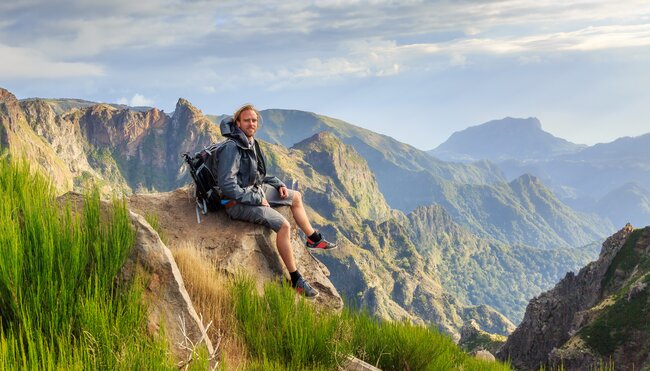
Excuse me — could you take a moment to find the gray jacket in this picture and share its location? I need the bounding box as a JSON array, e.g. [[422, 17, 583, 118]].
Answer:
[[216, 117, 285, 205]]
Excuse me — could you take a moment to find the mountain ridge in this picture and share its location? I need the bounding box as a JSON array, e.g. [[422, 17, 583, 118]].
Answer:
[[428, 115, 650, 228], [250, 109, 612, 249]]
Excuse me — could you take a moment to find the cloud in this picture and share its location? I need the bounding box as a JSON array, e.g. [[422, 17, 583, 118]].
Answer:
[[0, 43, 104, 78], [117, 93, 154, 107], [439, 23, 650, 54], [0, 0, 217, 59], [2, 0, 650, 91]]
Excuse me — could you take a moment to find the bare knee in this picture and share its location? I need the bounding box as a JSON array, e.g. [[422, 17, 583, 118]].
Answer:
[[293, 191, 302, 205], [279, 220, 291, 233]]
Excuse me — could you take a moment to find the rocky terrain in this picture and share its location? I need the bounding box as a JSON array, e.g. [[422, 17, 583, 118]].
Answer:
[[127, 188, 342, 311], [497, 224, 650, 370], [55, 190, 341, 366], [1, 88, 220, 194]]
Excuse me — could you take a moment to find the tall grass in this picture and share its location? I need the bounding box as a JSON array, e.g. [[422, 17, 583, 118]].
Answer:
[[0, 159, 174, 369], [172, 244, 249, 369], [344, 309, 508, 370], [174, 242, 512, 370], [231, 276, 348, 370], [228, 274, 512, 371]]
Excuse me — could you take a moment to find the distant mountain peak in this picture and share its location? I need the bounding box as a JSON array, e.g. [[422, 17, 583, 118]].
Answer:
[[484, 116, 541, 130], [174, 98, 202, 116], [89, 103, 119, 114], [294, 130, 338, 148], [430, 117, 584, 162], [512, 173, 541, 185]]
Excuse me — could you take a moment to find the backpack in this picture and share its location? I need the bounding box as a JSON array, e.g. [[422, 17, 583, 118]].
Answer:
[[182, 140, 229, 223]]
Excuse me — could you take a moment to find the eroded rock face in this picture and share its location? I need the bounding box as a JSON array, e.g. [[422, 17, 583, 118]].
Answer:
[[1, 89, 221, 195], [123, 211, 214, 362], [459, 319, 506, 355], [1, 89, 73, 191], [127, 188, 343, 311], [496, 224, 635, 370], [58, 192, 214, 364]]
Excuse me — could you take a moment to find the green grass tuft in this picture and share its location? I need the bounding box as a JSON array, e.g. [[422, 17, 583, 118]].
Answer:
[[231, 275, 346, 370], [230, 275, 511, 371], [144, 211, 167, 244], [601, 229, 643, 292], [0, 158, 174, 369]]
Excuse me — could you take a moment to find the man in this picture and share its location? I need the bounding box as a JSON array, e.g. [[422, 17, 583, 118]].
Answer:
[[216, 104, 336, 298]]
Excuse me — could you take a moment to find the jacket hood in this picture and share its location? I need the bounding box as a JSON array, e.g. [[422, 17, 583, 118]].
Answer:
[[220, 116, 250, 148]]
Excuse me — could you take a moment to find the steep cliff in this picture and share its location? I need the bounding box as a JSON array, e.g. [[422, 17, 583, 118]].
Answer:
[[2, 90, 221, 194], [0, 88, 73, 190], [498, 224, 650, 370]]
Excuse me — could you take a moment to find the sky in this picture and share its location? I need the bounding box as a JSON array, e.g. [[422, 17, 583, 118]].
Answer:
[[1, 0, 649, 150]]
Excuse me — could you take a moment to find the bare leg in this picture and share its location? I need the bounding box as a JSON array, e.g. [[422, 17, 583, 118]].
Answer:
[[276, 221, 297, 272], [290, 191, 315, 236]]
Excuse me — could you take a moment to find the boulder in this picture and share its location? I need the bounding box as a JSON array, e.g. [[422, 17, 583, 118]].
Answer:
[[342, 356, 382, 371], [127, 187, 343, 312], [472, 349, 496, 361]]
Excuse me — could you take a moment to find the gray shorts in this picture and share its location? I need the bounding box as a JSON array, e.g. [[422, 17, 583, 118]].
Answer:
[[225, 184, 295, 232]]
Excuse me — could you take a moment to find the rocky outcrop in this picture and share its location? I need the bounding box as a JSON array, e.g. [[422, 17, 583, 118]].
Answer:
[[293, 131, 392, 222], [343, 356, 382, 371], [497, 224, 636, 369], [458, 319, 506, 355], [58, 192, 214, 365], [2, 88, 223, 194], [1, 88, 73, 191], [127, 188, 343, 311], [123, 211, 214, 362]]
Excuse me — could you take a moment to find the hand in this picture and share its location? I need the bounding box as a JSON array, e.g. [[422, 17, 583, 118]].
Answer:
[[278, 186, 289, 199], [261, 198, 270, 207]]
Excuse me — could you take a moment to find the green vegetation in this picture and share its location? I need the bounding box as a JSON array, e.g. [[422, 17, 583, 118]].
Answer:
[[0, 159, 175, 369], [579, 287, 649, 355], [460, 330, 507, 354], [580, 228, 650, 356], [408, 205, 599, 322], [232, 277, 344, 370], [231, 276, 511, 370], [602, 229, 645, 292], [144, 211, 167, 244]]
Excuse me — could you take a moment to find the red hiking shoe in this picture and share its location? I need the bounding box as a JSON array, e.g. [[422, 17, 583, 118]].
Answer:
[[306, 237, 338, 250]]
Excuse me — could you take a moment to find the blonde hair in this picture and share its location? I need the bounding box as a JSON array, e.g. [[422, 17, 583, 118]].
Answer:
[[233, 104, 262, 125]]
